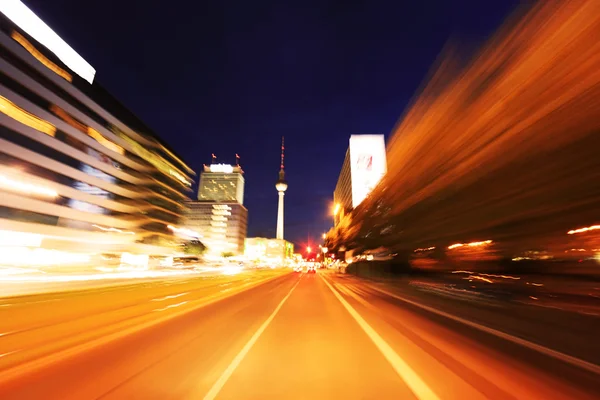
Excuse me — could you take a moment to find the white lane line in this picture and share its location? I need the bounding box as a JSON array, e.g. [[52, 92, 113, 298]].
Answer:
[[365, 283, 600, 376], [322, 276, 439, 400], [0, 350, 20, 358], [153, 301, 188, 312], [151, 292, 189, 302], [202, 278, 301, 400]]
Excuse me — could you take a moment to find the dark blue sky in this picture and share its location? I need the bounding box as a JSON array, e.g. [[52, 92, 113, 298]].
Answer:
[[25, 0, 519, 246]]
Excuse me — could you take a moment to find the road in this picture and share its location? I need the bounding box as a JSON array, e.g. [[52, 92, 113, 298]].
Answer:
[[0, 269, 598, 399]]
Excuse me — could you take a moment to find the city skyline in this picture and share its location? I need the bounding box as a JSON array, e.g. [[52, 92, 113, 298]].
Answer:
[[27, 0, 520, 244]]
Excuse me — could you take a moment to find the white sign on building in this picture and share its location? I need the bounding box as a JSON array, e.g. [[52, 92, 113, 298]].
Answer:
[[349, 134, 387, 208]]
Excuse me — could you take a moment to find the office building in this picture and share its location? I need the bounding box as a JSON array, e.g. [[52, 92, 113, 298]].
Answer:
[[198, 163, 245, 204], [244, 237, 294, 263], [185, 201, 248, 257], [0, 2, 194, 265], [185, 162, 247, 257], [333, 134, 387, 225]]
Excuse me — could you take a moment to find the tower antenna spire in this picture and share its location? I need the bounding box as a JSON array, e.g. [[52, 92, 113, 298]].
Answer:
[[280, 136, 285, 171]]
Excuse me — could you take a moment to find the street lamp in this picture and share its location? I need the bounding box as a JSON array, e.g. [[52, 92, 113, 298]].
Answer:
[[333, 203, 341, 216], [306, 246, 312, 253], [322, 233, 326, 240]]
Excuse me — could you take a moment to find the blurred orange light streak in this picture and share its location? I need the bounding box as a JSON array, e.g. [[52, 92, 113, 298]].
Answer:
[[0, 95, 56, 136], [11, 31, 72, 82], [567, 225, 600, 235], [448, 240, 492, 250]]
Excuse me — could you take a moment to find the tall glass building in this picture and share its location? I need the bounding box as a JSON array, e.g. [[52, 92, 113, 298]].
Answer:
[[0, 2, 194, 264]]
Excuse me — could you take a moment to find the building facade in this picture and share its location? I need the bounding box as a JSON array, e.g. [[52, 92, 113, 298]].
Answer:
[[333, 135, 387, 226], [244, 237, 294, 263], [0, 3, 194, 265], [185, 163, 248, 257], [198, 164, 245, 204], [185, 201, 248, 257]]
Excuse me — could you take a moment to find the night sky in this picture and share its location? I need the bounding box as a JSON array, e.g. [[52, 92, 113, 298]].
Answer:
[[24, 0, 519, 246]]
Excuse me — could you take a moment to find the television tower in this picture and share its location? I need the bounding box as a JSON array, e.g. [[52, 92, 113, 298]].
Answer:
[[275, 137, 287, 240]]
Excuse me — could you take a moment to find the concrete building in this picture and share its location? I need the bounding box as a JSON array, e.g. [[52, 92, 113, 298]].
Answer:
[[185, 162, 248, 257], [0, 2, 194, 267], [333, 135, 387, 226], [244, 237, 294, 263], [185, 201, 248, 257]]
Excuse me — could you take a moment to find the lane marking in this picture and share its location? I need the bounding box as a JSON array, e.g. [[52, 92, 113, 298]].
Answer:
[[153, 301, 188, 312], [365, 283, 600, 375], [203, 277, 301, 400], [151, 292, 189, 302], [0, 350, 20, 358], [321, 275, 439, 400]]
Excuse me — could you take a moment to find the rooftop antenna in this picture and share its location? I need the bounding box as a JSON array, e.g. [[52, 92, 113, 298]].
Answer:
[[236, 153, 240, 166], [211, 153, 216, 164], [280, 136, 285, 171]]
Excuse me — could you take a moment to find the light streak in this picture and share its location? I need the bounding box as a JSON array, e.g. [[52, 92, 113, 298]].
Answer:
[[92, 225, 135, 235], [87, 127, 125, 155], [0, 173, 58, 198], [0, 247, 90, 266], [0, 230, 43, 247], [0, 0, 96, 83], [167, 225, 201, 239], [0, 95, 56, 136], [567, 225, 600, 235], [448, 240, 492, 250], [11, 31, 72, 81], [414, 246, 436, 252]]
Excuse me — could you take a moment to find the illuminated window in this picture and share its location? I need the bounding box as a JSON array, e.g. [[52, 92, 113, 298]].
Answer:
[[11, 31, 72, 82], [0, 95, 55, 136], [87, 127, 125, 155]]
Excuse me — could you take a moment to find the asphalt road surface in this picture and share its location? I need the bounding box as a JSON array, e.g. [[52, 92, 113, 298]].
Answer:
[[0, 269, 598, 399]]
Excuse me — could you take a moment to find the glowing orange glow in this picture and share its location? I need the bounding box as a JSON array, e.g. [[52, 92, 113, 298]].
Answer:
[[333, 203, 341, 215], [49, 104, 86, 132], [467, 275, 493, 284], [87, 127, 125, 155], [414, 246, 436, 252], [306, 246, 312, 253], [11, 31, 72, 82], [0, 95, 56, 136], [448, 240, 492, 250], [567, 225, 600, 235], [0, 172, 58, 198]]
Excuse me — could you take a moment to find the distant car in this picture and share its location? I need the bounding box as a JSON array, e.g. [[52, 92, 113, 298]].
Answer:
[[306, 266, 316, 273], [293, 266, 302, 272]]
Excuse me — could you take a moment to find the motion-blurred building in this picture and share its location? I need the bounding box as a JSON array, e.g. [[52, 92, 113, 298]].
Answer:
[[185, 162, 248, 257], [185, 201, 248, 257], [244, 237, 294, 263], [0, 2, 195, 266], [333, 134, 387, 225]]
